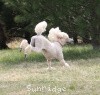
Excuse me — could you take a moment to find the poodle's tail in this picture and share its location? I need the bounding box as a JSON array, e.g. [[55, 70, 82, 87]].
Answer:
[[35, 21, 47, 35], [48, 27, 69, 45]]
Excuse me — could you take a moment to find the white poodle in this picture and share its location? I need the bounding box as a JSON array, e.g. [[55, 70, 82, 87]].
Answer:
[[30, 21, 70, 69]]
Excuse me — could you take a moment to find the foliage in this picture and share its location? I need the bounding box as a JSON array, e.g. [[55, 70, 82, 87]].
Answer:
[[0, 0, 100, 48]]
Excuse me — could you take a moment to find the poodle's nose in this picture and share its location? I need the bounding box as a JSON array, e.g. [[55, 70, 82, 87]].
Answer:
[[67, 38, 74, 44]]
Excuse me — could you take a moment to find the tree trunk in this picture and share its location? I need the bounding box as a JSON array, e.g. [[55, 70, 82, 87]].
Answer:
[[73, 33, 78, 44], [92, 27, 100, 49], [0, 23, 8, 49], [24, 31, 31, 44], [90, 1, 100, 49], [83, 34, 91, 44]]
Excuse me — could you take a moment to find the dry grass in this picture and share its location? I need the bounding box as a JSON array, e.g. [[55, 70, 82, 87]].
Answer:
[[0, 58, 100, 95]]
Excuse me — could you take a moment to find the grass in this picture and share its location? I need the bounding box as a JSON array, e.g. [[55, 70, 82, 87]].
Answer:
[[0, 44, 100, 95]]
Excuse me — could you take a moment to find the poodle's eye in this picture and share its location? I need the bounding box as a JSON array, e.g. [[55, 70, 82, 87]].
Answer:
[[58, 37, 62, 39]]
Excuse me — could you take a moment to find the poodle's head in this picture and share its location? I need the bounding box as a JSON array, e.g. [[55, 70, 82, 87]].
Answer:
[[57, 32, 69, 45], [48, 27, 69, 45], [48, 27, 61, 42], [35, 21, 47, 35]]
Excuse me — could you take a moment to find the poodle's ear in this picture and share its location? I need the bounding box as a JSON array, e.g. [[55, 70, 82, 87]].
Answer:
[[58, 32, 69, 45], [35, 21, 47, 35], [53, 32, 69, 45]]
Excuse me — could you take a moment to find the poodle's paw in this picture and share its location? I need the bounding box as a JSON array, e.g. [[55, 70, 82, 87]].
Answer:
[[47, 67, 55, 70], [64, 63, 70, 68]]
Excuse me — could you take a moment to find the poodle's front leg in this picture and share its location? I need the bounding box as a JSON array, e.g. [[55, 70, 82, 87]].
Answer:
[[47, 60, 56, 70], [60, 59, 70, 68], [47, 60, 52, 69]]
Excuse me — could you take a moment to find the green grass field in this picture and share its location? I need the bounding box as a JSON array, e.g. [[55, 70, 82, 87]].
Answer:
[[0, 45, 100, 95]]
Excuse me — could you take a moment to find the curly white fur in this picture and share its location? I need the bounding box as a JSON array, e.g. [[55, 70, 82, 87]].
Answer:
[[48, 27, 69, 45], [20, 39, 33, 58], [30, 21, 70, 69], [20, 39, 29, 52], [24, 45, 33, 55], [35, 21, 47, 35]]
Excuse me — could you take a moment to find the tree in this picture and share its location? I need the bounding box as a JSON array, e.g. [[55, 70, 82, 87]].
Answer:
[[0, 0, 8, 49], [89, 0, 100, 49], [0, 22, 8, 49], [2, 0, 100, 49]]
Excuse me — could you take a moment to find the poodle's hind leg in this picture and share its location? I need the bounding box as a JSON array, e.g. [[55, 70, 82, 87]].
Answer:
[[46, 60, 55, 70], [47, 60, 52, 70], [60, 59, 70, 68]]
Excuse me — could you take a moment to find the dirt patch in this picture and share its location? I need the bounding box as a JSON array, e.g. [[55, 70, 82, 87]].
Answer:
[[7, 37, 24, 49]]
